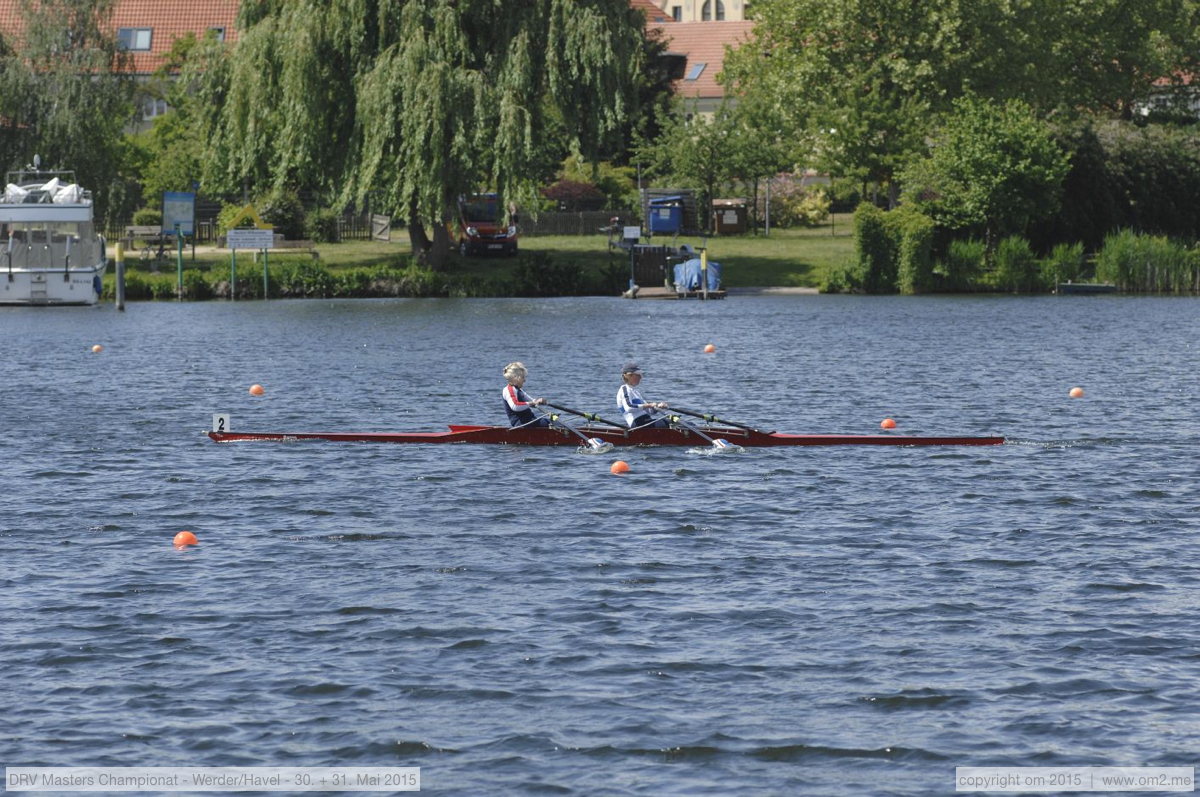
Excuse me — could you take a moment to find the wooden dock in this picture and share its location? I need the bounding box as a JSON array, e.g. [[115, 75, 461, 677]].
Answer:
[[622, 285, 727, 300]]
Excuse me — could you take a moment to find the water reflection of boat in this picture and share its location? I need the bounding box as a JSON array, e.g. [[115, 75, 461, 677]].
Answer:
[[1, 158, 107, 305], [1056, 281, 1117, 295]]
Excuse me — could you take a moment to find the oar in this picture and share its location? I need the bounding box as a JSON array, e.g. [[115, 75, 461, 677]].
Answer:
[[536, 409, 614, 453], [666, 413, 735, 450], [664, 405, 773, 434], [543, 401, 626, 430]]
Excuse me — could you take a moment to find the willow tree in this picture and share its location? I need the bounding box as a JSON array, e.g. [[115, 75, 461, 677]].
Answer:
[[0, 0, 133, 221], [200, 0, 643, 267]]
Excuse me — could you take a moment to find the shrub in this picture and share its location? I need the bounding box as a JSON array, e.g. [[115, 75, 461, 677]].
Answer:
[[939, 238, 986, 291], [541, 179, 607, 212], [762, 176, 831, 228], [132, 207, 162, 226], [305, 208, 341, 243], [271, 259, 336, 298], [1095, 229, 1199, 292], [893, 208, 935, 294], [216, 203, 246, 236], [181, 269, 214, 300], [512, 252, 585, 296], [994, 235, 1040, 292], [1040, 242, 1086, 286], [820, 264, 858, 294], [851, 202, 895, 293], [256, 188, 306, 240]]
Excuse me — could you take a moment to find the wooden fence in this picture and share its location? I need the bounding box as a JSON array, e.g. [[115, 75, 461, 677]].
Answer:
[[520, 210, 639, 237]]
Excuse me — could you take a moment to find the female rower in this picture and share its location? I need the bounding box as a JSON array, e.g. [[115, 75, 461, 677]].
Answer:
[[616, 362, 669, 429], [502, 361, 548, 427]]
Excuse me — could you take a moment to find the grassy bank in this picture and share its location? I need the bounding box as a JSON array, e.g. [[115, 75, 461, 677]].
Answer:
[[107, 214, 854, 296]]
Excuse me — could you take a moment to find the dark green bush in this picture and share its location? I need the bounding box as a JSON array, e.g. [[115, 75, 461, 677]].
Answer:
[[305, 208, 341, 243], [995, 236, 1040, 292], [938, 239, 986, 291], [851, 202, 895, 293], [1040, 242, 1086, 286], [893, 208, 935, 294], [1095, 230, 1199, 292], [512, 252, 586, 296], [132, 207, 162, 226], [256, 188, 306, 240], [181, 269, 214, 300]]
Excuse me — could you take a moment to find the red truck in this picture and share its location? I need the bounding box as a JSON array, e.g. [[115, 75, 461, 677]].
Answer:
[[457, 193, 518, 256]]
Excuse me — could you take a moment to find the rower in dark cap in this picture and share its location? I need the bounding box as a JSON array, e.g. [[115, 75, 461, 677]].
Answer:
[[616, 362, 669, 429]]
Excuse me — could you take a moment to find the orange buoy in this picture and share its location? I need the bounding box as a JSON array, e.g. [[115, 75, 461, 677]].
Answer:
[[1069, 387, 1084, 398], [610, 460, 630, 474], [703, 343, 716, 353], [248, 384, 265, 396], [880, 418, 897, 429], [91, 344, 103, 353], [173, 531, 198, 547]]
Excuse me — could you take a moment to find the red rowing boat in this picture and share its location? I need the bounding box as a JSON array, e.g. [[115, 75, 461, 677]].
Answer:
[[207, 424, 1004, 447]]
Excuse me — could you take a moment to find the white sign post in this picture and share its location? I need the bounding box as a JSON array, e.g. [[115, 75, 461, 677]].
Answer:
[[225, 228, 275, 300], [225, 229, 275, 250]]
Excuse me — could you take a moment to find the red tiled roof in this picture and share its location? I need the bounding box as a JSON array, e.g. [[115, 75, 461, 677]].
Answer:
[[654, 21, 755, 100], [0, 0, 239, 74], [630, 0, 674, 25]]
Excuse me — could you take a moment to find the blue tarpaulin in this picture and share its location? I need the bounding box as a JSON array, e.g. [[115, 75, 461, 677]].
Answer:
[[673, 258, 720, 292]]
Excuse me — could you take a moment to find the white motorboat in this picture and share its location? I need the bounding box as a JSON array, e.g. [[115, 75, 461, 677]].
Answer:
[[1, 158, 107, 305]]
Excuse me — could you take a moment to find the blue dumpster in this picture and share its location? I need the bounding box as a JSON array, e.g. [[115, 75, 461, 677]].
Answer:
[[648, 196, 684, 234]]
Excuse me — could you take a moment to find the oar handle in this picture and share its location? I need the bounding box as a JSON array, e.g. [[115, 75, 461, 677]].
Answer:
[[537, 409, 611, 451], [666, 413, 716, 444], [544, 402, 626, 429], [665, 405, 771, 434]]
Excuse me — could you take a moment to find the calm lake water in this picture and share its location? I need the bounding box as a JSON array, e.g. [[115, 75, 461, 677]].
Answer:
[[2, 295, 1198, 795]]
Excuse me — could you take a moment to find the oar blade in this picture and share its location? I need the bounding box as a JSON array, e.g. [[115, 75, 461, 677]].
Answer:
[[577, 437, 614, 455], [687, 438, 745, 456]]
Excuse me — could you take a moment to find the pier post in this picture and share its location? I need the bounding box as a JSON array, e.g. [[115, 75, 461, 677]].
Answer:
[[115, 242, 126, 312], [175, 223, 183, 300]]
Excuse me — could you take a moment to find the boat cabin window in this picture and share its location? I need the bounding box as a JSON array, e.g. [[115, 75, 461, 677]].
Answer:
[[6, 222, 82, 244]]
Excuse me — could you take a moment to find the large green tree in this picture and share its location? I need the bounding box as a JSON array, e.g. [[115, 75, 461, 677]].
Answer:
[[725, 0, 1200, 203], [197, 0, 643, 267], [900, 97, 1070, 255], [0, 0, 134, 222]]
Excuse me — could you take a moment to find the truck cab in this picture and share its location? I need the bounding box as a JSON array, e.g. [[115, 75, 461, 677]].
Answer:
[[458, 193, 518, 256]]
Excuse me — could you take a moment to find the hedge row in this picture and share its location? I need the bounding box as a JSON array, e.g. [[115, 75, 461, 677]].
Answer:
[[830, 205, 1199, 294], [102, 253, 620, 301]]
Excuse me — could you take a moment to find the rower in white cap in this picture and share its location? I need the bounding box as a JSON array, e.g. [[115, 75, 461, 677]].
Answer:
[[616, 362, 669, 430]]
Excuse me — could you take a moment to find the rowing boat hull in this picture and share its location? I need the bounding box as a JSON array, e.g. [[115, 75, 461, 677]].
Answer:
[[207, 424, 1004, 447]]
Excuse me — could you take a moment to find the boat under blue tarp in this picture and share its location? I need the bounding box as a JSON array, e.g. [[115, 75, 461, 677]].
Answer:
[[673, 258, 721, 292]]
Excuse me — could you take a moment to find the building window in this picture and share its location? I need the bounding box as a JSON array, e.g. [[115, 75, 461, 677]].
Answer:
[[208, 27, 226, 42], [684, 62, 706, 81], [117, 28, 152, 51], [671, 5, 681, 20], [702, 1, 726, 20], [142, 98, 169, 120]]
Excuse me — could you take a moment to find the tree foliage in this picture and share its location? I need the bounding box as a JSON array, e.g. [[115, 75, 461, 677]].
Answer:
[[0, 0, 134, 221], [725, 0, 1200, 201], [900, 98, 1070, 253], [196, 0, 643, 267]]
